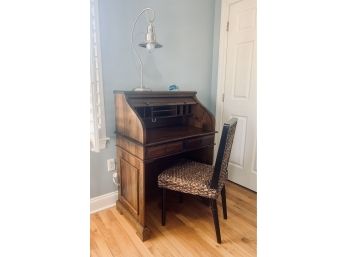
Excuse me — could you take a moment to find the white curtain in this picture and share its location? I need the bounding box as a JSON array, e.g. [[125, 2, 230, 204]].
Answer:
[[90, 0, 108, 152]]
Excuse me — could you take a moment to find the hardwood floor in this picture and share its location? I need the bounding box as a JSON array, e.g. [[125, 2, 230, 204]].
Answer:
[[90, 182, 256, 257]]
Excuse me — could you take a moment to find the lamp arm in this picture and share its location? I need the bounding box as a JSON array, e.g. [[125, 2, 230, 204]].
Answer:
[[131, 8, 155, 89]]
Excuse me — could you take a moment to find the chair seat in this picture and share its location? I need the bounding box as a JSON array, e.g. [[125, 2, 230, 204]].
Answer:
[[158, 159, 224, 199]]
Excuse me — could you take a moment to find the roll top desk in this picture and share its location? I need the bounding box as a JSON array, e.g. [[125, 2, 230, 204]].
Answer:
[[114, 91, 215, 240]]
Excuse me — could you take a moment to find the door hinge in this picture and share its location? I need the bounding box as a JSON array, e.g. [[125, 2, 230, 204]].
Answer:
[[222, 93, 225, 102], [226, 21, 229, 32]]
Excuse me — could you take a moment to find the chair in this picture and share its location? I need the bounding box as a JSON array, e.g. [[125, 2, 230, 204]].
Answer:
[[157, 118, 237, 243]]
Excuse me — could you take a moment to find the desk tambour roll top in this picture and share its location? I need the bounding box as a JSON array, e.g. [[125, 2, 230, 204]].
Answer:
[[114, 91, 215, 159], [114, 91, 215, 240]]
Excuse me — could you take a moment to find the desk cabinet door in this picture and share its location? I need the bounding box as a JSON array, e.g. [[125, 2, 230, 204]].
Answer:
[[120, 158, 139, 215], [117, 147, 145, 224]]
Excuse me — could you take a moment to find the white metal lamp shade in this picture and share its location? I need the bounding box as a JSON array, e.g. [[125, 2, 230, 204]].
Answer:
[[138, 23, 162, 52]]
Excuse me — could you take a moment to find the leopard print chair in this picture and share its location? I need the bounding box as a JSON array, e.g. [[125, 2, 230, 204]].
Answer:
[[158, 118, 237, 244]]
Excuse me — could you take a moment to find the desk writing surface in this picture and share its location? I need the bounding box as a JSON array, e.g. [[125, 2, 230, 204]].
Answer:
[[145, 126, 215, 146]]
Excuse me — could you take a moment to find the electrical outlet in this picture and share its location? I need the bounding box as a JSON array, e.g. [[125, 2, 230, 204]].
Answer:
[[107, 158, 115, 172]]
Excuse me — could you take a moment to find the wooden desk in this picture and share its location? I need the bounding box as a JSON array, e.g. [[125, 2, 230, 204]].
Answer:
[[114, 91, 215, 241]]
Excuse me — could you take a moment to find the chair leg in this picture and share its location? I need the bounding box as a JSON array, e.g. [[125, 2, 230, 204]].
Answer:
[[221, 185, 227, 219], [162, 188, 166, 226], [210, 199, 222, 244], [179, 192, 183, 203]]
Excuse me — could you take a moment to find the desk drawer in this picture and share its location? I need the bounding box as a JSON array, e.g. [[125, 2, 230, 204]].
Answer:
[[184, 135, 214, 150], [146, 141, 183, 159]]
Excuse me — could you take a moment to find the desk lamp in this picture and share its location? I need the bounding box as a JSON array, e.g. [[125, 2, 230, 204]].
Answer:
[[131, 8, 162, 91]]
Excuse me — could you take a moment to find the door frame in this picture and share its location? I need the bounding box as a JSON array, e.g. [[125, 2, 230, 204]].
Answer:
[[214, 0, 240, 159], [214, 0, 257, 190]]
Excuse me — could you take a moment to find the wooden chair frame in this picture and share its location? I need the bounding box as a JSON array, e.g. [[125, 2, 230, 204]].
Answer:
[[161, 118, 238, 243]]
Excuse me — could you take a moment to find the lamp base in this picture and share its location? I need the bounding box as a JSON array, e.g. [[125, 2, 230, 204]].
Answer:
[[133, 87, 152, 91]]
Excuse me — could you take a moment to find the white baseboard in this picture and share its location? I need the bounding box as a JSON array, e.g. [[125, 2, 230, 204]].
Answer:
[[90, 191, 118, 214]]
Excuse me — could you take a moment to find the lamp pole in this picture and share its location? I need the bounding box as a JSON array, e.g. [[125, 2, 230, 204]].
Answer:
[[131, 8, 156, 91]]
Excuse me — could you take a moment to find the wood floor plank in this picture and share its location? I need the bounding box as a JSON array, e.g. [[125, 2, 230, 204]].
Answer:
[[90, 182, 256, 257], [148, 209, 222, 257], [97, 211, 143, 257], [90, 216, 114, 257], [109, 208, 154, 257], [185, 194, 256, 252], [92, 216, 124, 257], [145, 217, 184, 257]]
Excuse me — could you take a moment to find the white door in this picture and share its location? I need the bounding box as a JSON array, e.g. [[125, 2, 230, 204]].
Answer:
[[216, 0, 257, 191]]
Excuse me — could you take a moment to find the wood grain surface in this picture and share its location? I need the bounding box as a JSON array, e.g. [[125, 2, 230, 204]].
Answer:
[[91, 181, 256, 257]]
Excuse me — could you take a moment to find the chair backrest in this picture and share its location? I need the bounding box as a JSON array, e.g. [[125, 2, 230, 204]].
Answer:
[[210, 118, 238, 190]]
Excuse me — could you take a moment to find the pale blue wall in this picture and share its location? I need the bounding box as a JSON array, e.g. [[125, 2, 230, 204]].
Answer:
[[91, 0, 221, 198]]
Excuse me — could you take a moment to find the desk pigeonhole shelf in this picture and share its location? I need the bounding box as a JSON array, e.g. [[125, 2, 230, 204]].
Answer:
[[134, 98, 195, 121]]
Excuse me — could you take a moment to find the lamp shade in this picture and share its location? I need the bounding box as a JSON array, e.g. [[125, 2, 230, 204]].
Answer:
[[138, 23, 162, 52]]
